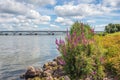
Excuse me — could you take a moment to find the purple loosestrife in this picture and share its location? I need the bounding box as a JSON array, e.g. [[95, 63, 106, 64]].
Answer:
[[67, 31, 71, 43], [73, 33, 81, 47], [58, 58, 66, 66], [92, 71, 96, 75], [59, 38, 65, 45], [90, 28, 95, 34], [55, 38, 59, 46], [56, 38, 66, 56], [71, 31, 78, 47], [57, 47, 60, 51], [56, 38, 65, 46], [81, 30, 88, 46], [100, 57, 104, 64]]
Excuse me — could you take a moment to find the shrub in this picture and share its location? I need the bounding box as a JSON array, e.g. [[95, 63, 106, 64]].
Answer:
[[96, 32, 120, 78], [56, 22, 105, 80]]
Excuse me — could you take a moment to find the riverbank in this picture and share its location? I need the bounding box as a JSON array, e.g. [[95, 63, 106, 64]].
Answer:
[[20, 56, 114, 80], [20, 56, 70, 80]]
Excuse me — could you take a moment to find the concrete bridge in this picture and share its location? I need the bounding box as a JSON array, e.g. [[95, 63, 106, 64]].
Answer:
[[0, 31, 67, 35], [0, 31, 104, 35]]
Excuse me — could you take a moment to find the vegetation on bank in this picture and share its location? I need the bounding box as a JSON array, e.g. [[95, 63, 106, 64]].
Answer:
[[95, 32, 120, 79], [56, 22, 120, 80], [56, 22, 105, 80], [21, 22, 120, 80]]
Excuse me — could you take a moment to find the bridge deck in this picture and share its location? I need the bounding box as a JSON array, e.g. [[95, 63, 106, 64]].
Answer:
[[0, 31, 103, 35]]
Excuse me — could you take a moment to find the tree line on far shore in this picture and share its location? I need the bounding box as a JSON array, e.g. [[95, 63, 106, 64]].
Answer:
[[105, 23, 120, 33]]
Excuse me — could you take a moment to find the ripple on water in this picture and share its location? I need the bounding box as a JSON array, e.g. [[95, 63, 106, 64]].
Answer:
[[0, 35, 65, 80]]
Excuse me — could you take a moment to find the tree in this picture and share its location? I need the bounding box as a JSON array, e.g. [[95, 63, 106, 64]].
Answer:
[[105, 23, 120, 33]]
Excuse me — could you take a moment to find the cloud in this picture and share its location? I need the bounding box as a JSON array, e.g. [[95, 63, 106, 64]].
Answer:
[[0, 0, 51, 30], [87, 20, 96, 23], [54, 4, 103, 17], [16, 0, 56, 6], [54, 2, 117, 18], [94, 24, 106, 31], [55, 17, 73, 26], [0, 0, 29, 15], [0, 0, 120, 31], [50, 24, 60, 29], [102, 0, 120, 7], [0, 24, 14, 30], [0, 0, 51, 19], [72, 16, 85, 19]]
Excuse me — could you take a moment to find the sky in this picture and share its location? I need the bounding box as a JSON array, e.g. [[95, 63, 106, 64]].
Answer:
[[0, 0, 120, 31]]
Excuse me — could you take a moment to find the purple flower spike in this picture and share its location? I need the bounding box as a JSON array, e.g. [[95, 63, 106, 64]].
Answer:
[[67, 28, 69, 37], [59, 38, 65, 45], [55, 39, 59, 46], [58, 59, 66, 65], [91, 28, 95, 34], [57, 47, 60, 51], [67, 32, 71, 42]]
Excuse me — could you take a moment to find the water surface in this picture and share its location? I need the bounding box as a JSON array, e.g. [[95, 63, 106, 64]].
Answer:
[[0, 35, 65, 80]]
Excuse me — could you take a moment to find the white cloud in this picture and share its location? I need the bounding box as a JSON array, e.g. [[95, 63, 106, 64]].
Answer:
[[54, 3, 116, 17], [94, 24, 107, 31], [55, 17, 73, 26], [27, 10, 41, 19], [102, 0, 120, 7], [0, 0, 52, 30], [40, 16, 51, 22], [38, 8, 55, 15], [50, 24, 59, 28], [0, 15, 19, 23], [72, 16, 85, 19], [17, 0, 56, 6], [55, 17, 64, 23], [0, 0, 120, 31], [87, 20, 96, 23], [0, 0, 29, 15]]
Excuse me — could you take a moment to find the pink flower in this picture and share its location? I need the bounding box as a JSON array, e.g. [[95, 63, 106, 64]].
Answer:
[[58, 59, 66, 65], [55, 39, 59, 46], [100, 57, 104, 64], [59, 39, 65, 45], [90, 28, 95, 34], [92, 71, 96, 75], [57, 47, 60, 51]]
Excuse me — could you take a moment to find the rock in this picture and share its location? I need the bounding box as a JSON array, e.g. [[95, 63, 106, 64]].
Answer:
[[85, 78, 91, 80], [21, 66, 42, 80], [63, 76, 70, 80], [43, 66, 53, 71], [53, 77, 58, 80], [53, 58, 57, 62], [44, 76, 53, 80], [20, 56, 66, 80], [50, 61, 57, 67], [43, 63, 49, 68], [24, 66, 36, 79], [20, 74, 25, 79], [43, 70, 52, 77]]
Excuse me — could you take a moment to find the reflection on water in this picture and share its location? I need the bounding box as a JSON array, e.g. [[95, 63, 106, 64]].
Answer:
[[0, 35, 65, 80]]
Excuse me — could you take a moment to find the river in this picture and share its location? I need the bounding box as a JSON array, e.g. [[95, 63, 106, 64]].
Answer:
[[0, 35, 65, 80]]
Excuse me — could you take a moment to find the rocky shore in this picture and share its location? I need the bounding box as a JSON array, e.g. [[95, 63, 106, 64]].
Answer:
[[20, 56, 70, 80], [20, 56, 114, 80]]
